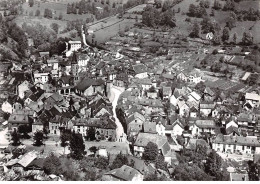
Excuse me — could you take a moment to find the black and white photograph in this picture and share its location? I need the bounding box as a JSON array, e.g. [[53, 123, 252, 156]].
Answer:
[[0, 0, 259, 181]]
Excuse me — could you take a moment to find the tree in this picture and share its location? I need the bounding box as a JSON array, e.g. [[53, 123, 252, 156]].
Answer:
[[190, 21, 200, 38], [35, 9, 40, 16], [142, 142, 158, 160], [222, 27, 230, 42], [144, 171, 166, 181], [69, 132, 85, 160], [173, 163, 212, 181], [12, 148, 25, 159], [44, 8, 52, 19], [86, 127, 96, 141], [205, 150, 227, 180], [33, 131, 44, 146], [110, 153, 129, 169], [43, 153, 62, 175], [233, 32, 237, 44], [95, 156, 109, 169], [176, 135, 185, 146], [18, 125, 30, 139], [155, 154, 168, 171], [29, 0, 34, 7], [213, 0, 222, 10], [89, 146, 98, 155], [248, 160, 259, 181], [59, 12, 63, 20], [51, 23, 59, 34], [11, 129, 21, 146], [242, 31, 253, 45], [213, 33, 221, 45], [60, 129, 72, 154]]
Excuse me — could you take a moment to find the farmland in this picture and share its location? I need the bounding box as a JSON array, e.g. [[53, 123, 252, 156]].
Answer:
[[21, 1, 93, 21]]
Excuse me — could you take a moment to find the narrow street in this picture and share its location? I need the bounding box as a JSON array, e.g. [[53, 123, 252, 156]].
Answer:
[[109, 85, 126, 142]]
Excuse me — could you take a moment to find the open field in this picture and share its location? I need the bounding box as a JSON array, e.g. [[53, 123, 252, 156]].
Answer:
[[87, 18, 136, 44], [15, 15, 68, 32], [235, 0, 260, 10], [22, 1, 92, 21]]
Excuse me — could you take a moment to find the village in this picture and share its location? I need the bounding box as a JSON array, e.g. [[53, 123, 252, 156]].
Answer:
[[0, 0, 260, 182]]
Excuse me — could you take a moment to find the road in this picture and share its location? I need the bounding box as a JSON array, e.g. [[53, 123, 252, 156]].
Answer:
[[109, 85, 126, 142]]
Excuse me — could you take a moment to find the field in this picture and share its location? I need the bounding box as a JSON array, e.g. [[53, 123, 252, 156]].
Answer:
[[235, 0, 260, 10], [87, 18, 136, 44], [22, 1, 92, 21], [15, 15, 68, 32]]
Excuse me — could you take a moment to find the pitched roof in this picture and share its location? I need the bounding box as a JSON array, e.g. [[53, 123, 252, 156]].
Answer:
[[16, 151, 38, 168], [245, 93, 260, 101], [134, 133, 168, 149], [75, 78, 105, 91], [213, 134, 260, 147], [104, 165, 142, 181], [143, 121, 156, 133], [8, 114, 29, 124], [195, 120, 216, 128], [132, 64, 147, 74], [200, 102, 215, 109]]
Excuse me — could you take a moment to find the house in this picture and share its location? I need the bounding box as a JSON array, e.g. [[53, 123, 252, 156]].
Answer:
[[200, 102, 215, 117], [132, 64, 148, 79], [8, 114, 29, 131], [144, 121, 156, 134], [72, 116, 117, 141], [46, 58, 59, 70], [245, 93, 260, 108], [177, 101, 190, 117], [93, 104, 113, 118], [190, 106, 198, 118], [191, 120, 216, 136], [162, 87, 172, 100], [77, 54, 90, 67], [7, 151, 38, 169], [114, 73, 128, 88], [212, 134, 260, 154], [32, 120, 44, 133], [132, 78, 152, 92], [188, 91, 201, 104], [68, 41, 81, 52], [133, 132, 170, 158], [147, 90, 158, 99], [165, 119, 184, 136], [126, 113, 145, 135], [170, 89, 182, 106], [26, 158, 45, 170], [33, 72, 49, 85], [204, 87, 215, 102], [237, 113, 255, 131], [102, 165, 143, 181], [75, 77, 105, 97], [230, 173, 248, 181], [177, 71, 188, 82], [156, 122, 165, 135]]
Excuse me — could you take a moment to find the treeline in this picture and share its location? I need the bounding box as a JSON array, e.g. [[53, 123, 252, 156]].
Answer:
[[212, 0, 260, 21], [0, 16, 28, 59], [67, 0, 147, 20]]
